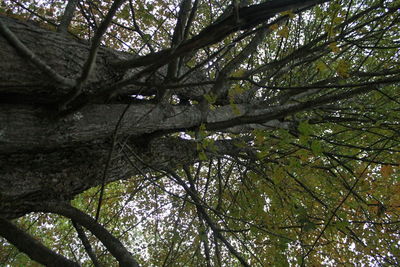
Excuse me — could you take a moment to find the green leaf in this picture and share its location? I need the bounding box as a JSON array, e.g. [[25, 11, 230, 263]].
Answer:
[[298, 121, 312, 136], [204, 93, 217, 104], [231, 69, 246, 78], [311, 140, 322, 155], [277, 25, 290, 38], [303, 221, 317, 232]]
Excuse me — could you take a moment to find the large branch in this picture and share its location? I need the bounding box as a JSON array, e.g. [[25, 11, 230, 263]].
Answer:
[[0, 135, 256, 219], [0, 14, 208, 104], [0, 218, 79, 267], [33, 202, 140, 267], [0, 14, 128, 103], [0, 83, 373, 154], [111, 0, 329, 70], [0, 18, 75, 87]]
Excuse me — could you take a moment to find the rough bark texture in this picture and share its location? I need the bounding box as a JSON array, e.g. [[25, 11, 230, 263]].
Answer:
[[0, 15, 202, 218], [0, 15, 125, 103], [0, 132, 200, 218]]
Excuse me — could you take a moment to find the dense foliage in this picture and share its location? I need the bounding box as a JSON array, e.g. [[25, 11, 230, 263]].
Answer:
[[1, 0, 400, 266]]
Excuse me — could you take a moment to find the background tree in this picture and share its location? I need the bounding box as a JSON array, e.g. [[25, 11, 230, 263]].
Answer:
[[1, 0, 400, 266]]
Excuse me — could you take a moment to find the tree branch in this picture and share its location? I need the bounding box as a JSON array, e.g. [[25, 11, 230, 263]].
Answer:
[[0, 217, 79, 267], [110, 0, 329, 70], [72, 220, 102, 267], [59, 0, 126, 110], [34, 202, 140, 267], [166, 0, 192, 81], [58, 0, 79, 33], [0, 19, 75, 87], [128, 0, 154, 53], [168, 169, 250, 267]]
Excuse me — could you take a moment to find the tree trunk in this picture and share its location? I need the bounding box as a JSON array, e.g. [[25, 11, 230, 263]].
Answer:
[[0, 15, 202, 218]]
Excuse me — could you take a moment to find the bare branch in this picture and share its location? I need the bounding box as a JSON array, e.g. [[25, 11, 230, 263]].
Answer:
[[79, 0, 125, 84], [167, 0, 193, 80], [168, 169, 251, 267], [128, 0, 154, 53]]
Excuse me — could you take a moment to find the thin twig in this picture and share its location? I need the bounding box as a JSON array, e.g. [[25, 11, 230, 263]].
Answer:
[[168, 169, 251, 267], [301, 138, 391, 264], [95, 104, 131, 222]]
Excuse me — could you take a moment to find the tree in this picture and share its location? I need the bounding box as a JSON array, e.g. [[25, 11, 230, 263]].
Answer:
[[1, 0, 399, 265]]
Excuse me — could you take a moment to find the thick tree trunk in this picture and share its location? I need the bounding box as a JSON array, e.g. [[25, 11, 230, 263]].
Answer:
[[0, 15, 202, 218]]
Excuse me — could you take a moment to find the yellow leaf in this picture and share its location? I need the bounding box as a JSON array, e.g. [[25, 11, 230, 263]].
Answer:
[[230, 102, 242, 115], [255, 134, 265, 145], [229, 84, 245, 97], [231, 69, 246, 78], [355, 163, 369, 178], [333, 16, 344, 24], [315, 61, 328, 72], [280, 10, 295, 19], [204, 93, 216, 104], [269, 24, 279, 30], [336, 59, 350, 78], [381, 164, 394, 177], [388, 183, 400, 213], [277, 25, 289, 38], [328, 42, 340, 53]]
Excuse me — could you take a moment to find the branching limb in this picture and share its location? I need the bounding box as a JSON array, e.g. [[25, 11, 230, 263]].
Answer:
[[111, 0, 329, 70], [128, 0, 154, 53], [209, 21, 274, 102], [167, 169, 251, 267], [72, 220, 102, 267], [183, 166, 212, 267], [34, 202, 140, 267], [58, 0, 79, 33], [167, 0, 192, 80], [0, 217, 79, 267], [59, 0, 126, 110], [206, 85, 377, 130], [0, 19, 75, 87]]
